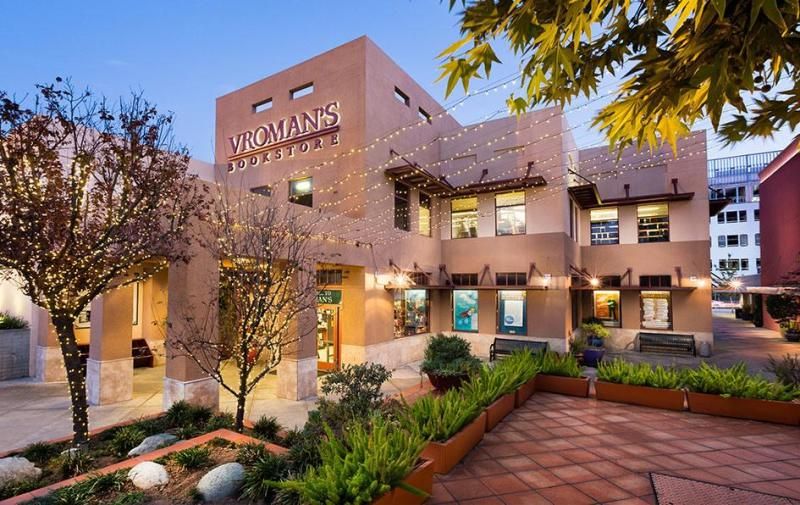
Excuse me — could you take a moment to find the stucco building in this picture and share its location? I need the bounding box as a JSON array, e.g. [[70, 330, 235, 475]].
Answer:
[[3, 37, 713, 408]]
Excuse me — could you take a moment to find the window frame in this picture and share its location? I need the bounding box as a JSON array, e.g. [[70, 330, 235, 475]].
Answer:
[[637, 203, 670, 243], [593, 290, 621, 327], [288, 177, 313, 207], [497, 290, 527, 335], [590, 207, 620, 245], [393, 288, 429, 337], [452, 289, 479, 332], [419, 191, 432, 237], [640, 290, 672, 330], [289, 82, 314, 100], [394, 181, 411, 231], [450, 197, 479, 239], [494, 191, 526, 236]]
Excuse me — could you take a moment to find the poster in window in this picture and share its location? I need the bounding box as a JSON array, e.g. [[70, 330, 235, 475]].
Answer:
[[593, 290, 620, 326], [641, 291, 671, 329], [453, 290, 478, 331], [498, 290, 527, 335]]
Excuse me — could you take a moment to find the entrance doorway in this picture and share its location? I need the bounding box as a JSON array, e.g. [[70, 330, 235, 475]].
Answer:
[[317, 305, 340, 371]]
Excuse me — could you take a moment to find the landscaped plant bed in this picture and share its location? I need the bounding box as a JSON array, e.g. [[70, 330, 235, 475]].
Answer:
[[0, 429, 286, 505], [535, 374, 590, 397], [485, 393, 515, 432], [372, 459, 434, 505], [595, 381, 686, 411], [514, 375, 537, 407], [420, 411, 487, 474], [686, 392, 800, 426]]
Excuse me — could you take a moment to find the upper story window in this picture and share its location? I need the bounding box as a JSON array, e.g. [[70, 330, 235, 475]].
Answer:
[[495, 191, 526, 236], [754, 209, 760, 221], [638, 203, 669, 243], [250, 185, 272, 197], [569, 200, 579, 241], [394, 182, 410, 231], [590, 208, 619, 245], [289, 177, 313, 207], [755, 233, 761, 246], [290, 82, 314, 100], [316, 269, 343, 286], [419, 192, 432, 237], [394, 87, 410, 107], [719, 234, 748, 247], [451, 197, 478, 239], [451, 273, 479, 286], [639, 275, 672, 288], [717, 210, 747, 223], [252, 98, 273, 113], [418, 107, 432, 124], [496, 272, 527, 286]]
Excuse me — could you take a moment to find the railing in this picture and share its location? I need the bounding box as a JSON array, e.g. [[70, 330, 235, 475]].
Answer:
[[708, 151, 781, 184]]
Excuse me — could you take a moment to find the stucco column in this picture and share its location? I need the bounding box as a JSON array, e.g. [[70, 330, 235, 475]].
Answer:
[[32, 307, 65, 382], [86, 286, 135, 405], [277, 265, 318, 401], [163, 245, 220, 411]]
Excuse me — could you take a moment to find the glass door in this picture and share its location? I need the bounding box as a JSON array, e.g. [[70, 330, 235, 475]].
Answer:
[[317, 305, 340, 371]]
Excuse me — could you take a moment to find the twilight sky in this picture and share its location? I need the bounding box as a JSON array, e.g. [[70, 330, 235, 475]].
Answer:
[[2, 0, 794, 162]]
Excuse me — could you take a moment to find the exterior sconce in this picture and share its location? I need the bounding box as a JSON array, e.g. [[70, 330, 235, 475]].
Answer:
[[589, 277, 600, 287]]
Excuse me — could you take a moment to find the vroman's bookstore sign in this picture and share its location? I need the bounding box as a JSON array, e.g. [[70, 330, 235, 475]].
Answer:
[[227, 101, 341, 171]]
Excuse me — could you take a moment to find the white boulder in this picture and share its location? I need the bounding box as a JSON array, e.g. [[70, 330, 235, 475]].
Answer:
[[0, 457, 41, 489], [128, 461, 169, 490], [127, 433, 178, 457], [196, 462, 245, 501]]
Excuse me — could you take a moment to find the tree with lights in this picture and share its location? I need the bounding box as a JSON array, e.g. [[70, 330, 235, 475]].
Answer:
[[167, 187, 323, 432], [441, 0, 800, 150], [0, 80, 208, 446]]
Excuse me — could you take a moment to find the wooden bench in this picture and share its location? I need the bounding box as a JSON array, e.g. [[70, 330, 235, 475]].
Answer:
[[637, 332, 696, 357], [489, 338, 549, 361], [76, 340, 154, 368]]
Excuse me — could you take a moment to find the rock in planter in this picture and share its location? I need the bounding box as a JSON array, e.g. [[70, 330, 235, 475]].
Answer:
[[196, 462, 245, 501], [0, 457, 41, 489], [128, 461, 169, 490], [128, 433, 178, 457]]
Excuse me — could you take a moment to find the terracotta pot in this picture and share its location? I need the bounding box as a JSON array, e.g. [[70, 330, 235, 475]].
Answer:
[[595, 381, 685, 411], [515, 376, 537, 407], [421, 411, 487, 474], [687, 391, 800, 426], [371, 459, 434, 505], [485, 393, 515, 432], [535, 374, 590, 397], [426, 372, 469, 391]]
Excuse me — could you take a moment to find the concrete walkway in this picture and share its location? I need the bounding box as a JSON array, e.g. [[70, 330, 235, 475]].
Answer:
[[0, 361, 426, 453]]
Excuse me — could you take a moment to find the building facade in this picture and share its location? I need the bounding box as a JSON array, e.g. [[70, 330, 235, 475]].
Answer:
[[4, 37, 714, 408]]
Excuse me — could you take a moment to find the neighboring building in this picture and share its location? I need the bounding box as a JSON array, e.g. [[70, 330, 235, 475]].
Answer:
[[708, 151, 779, 295], [4, 37, 714, 409], [758, 139, 800, 331]]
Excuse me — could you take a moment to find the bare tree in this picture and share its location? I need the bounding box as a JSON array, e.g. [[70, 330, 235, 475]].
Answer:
[[167, 186, 324, 432], [0, 80, 207, 445]]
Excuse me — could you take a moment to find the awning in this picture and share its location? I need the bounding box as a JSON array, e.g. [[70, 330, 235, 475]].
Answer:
[[570, 286, 696, 292], [385, 164, 546, 197]]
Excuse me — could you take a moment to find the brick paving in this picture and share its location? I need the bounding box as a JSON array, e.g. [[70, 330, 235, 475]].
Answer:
[[432, 393, 800, 504]]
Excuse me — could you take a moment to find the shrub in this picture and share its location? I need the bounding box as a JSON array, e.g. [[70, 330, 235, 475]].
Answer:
[[402, 388, 482, 442], [581, 322, 610, 346], [494, 349, 539, 389], [205, 412, 235, 431], [597, 358, 685, 389], [252, 415, 283, 442], [21, 441, 60, 465], [57, 449, 94, 478], [766, 354, 800, 387], [110, 425, 146, 456], [0, 311, 27, 329], [130, 416, 168, 436], [279, 415, 426, 504], [685, 362, 800, 401], [208, 437, 236, 449], [461, 364, 517, 408], [175, 424, 201, 440], [0, 479, 40, 501], [37, 470, 125, 504], [536, 351, 583, 378], [420, 333, 481, 377], [172, 446, 212, 470], [766, 294, 800, 327], [320, 363, 392, 416], [241, 451, 289, 502], [237, 442, 271, 465], [165, 401, 212, 429]]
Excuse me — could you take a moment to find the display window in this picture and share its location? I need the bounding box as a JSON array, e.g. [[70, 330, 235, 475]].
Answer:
[[393, 289, 429, 336], [641, 290, 672, 329], [498, 290, 527, 335], [453, 289, 478, 332], [593, 290, 620, 327]]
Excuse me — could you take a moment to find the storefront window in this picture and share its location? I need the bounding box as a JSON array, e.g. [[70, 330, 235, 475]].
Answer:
[[393, 289, 429, 337], [495, 191, 525, 235], [289, 177, 313, 207], [498, 290, 527, 335], [637, 203, 669, 243], [419, 192, 431, 237], [453, 289, 478, 332], [451, 197, 478, 238], [590, 208, 619, 245], [641, 291, 671, 329], [593, 290, 620, 327]]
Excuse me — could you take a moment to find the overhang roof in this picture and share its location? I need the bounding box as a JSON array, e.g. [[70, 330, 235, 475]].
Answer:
[[385, 164, 546, 198], [570, 285, 696, 291], [568, 182, 694, 210]]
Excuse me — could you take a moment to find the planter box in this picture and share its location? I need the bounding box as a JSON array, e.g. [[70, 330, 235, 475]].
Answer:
[[0, 329, 30, 380], [515, 376, 537, 407], [687, 392, 800, 426], [421, 411, 487, 474], [372, 459, 434, 505], [485, 393, 515, 432], [595, 381, 685, 411], [535, 374, 590, 397]]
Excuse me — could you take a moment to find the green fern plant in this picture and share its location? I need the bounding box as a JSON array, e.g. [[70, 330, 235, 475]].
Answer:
[[597, 358, 685, 389], [171, 446, 211, 470], [401, 388, 482, 442], [685, 362, 800, 401], [110, 425, 146, 456], [495, 349, 540, 388], [461, 364, 516, 408], [536, 351, 583, 378]]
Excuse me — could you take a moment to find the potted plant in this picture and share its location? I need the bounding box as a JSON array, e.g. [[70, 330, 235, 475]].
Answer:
[[595, 358, 686, 410], [685, 362, 800, 425], [766, 294, 800, 342], [420, 333, 481, 390], [534, 351, 590, 397], [499, 349, 540, 407], [580, 322, 609, 367], [461, 365, 516, 432], [403, 388, 485, 474], [0, 311, 30, 380]]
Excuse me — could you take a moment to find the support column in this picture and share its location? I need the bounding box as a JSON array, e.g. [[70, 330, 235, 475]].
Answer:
[[32, 307, 65, 382], [86, 286, 134, 405], [163, 242, 220, 411], [277, 266, 318, 401]]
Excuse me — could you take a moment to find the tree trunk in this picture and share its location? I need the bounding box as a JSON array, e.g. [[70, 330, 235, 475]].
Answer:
[[235, 366, 248, 432], [52, 315, 90, 446]]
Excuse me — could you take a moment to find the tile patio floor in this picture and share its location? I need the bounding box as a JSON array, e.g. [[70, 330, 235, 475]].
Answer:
[[432, 393, 800, 505]]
